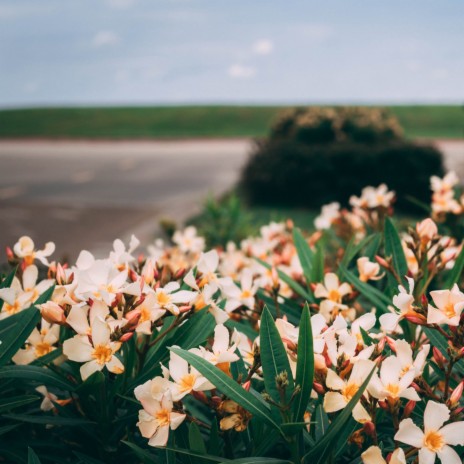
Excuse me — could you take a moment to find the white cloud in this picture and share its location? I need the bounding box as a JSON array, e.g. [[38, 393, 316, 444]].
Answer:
[[252, 39, 273, 55], [92, 31, 120, 47], [228, 64, 256, 79], [104, 0, 137, 9]]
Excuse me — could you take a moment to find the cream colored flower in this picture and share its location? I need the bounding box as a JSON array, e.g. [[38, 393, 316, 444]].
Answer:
[[323, 359, 375, 423], [136, 392, 185, 447], [13, 236, 55, 266], [395, 401, 464, 464], [63, 317, 124, 380], [427, 284, 464, 326], [357, 257, 383, 282], [361, 446, 406, 464], [314, 273, 352, 321]]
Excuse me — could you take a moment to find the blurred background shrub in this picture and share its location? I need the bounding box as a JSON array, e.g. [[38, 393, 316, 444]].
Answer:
[[242, 106, 444, 211]]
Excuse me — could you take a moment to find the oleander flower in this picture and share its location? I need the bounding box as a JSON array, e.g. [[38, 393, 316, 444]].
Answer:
[[136, 392, 185, 447], [395, 401, 464, 464], [361, 446, 406, 464], [357, 257, 383, 282], [63, 317, 124, 380], [427, 284, 464, 326], [314, 273, 352, 321], [323, 359, 375, 423], [172, 226, 205, 254], [13, 236, 55, 266]]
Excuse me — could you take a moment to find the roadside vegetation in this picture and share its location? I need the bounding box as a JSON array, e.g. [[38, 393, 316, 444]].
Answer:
[[0, 105, 462, 139]]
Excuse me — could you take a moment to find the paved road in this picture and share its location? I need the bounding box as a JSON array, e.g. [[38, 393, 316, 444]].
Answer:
[[0, 139, 462, 263], [0, 140, 250, 262]]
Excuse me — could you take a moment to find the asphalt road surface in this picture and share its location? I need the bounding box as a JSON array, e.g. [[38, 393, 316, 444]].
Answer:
[[0, 140, 250, 262], [0, 139, 462, 263]]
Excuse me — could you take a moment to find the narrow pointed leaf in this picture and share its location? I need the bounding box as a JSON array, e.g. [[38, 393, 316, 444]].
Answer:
[[445, 243, 464, 288], [260, 306, 294, 405], [384, 217, 408, 285], [293, 228, 314, 285], [0, 365, 76, 391], [0, 395, 39, 413], [339, 264, 390, 313], [292, 304, 314, 422], [28, 448, 42, 464]]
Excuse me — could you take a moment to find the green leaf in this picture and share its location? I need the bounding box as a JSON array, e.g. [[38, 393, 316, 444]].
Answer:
[[189, 422, 207, 455], [364, 233, 382, 261], [4, 413, 94, 426], [360, 327, 374, 346], [445, 243, 464, 288], [260, 306, 294, 406], [384, 217, 408, 285], [122, 441, 157, 464], [339, 264, 390, 313], [159, 446, 226, 463], [341, 234, 377, 267], [423, 327, 464, 376], [28, 448, 41, 464], [169, 347, 281, 433], [0, 395, 39, 413], [208, 420, 221, 456], [255, 258, 313, 302], [0, 285, 55, 367], [0, 365, 75, 391], [0, 266, 17, 311], [292, 304, 314, 422], [73, 452, 106, 464], [232, 459, 293, 464], [314, 404, 329, 441], [302, 366, 376, 464], [293, 228, 314, 285], [311, 243, 325, 283]]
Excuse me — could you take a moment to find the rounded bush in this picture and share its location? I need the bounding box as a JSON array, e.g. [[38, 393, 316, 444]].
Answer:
[[241, 140, 445, 211]]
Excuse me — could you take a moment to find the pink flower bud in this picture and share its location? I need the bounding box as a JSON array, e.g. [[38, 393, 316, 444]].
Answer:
[[40, 302, 66, 325], [416, 218, 438, 243], [119, 332, 134, 343], [450, 381, 464, 405], [403, 400, 416, 418]]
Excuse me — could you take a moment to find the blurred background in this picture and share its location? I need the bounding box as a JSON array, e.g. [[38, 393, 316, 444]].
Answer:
[[0, 0, 463, 261]]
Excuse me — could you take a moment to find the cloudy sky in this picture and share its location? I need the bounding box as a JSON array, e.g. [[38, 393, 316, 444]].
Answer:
[[0, 0, 463, 107]]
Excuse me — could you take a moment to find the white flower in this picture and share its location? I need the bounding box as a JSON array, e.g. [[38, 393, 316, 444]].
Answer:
[[380, 277, 415, 333], [427, 284, 464, 326], [63, 318, 124, 380], [323, 359, 376, 423], [172, 226, 205, 254], [368, 356, 420, 402], [395, 401, 464, 464], [109, 235, 140, 266], [13, 319, 60, 365], [184, 250, 232, 291], [314, 202, 341, 230], [394, 339, 430, 378], [222, 269, 258, 311], [192, 324, 238, 366], [152, 282, 197, 316], [350, 184, 395, 209], [168, 349, 214, 401], [66, 301, 109, 336], [136, 392, 185, 447], [13, 236, 55, 266], [314, 273, 352, 321], [361, 446, 406, 464], [357, 257, 383, 282], [134, 372, 172, 407]]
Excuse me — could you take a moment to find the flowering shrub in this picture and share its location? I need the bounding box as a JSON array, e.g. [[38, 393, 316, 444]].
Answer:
[[1, 174, 464, 463]]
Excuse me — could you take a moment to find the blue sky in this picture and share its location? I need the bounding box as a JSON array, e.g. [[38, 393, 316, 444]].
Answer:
[[1, 0, 463, 107]]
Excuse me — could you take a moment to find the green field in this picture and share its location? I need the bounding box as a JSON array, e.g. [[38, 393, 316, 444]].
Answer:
[[0, 105, 462, 139]]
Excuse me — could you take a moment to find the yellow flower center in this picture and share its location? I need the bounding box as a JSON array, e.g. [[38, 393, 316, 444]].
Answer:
[[140, 306, 151, 323], [424, 431, 444, 452], [343, 383, 358, 401], [179, 373, 196, 392], [385, 383, 400, 398], [444, 302, 456, 319], [156, 292, 171, 307], [5, 302, 21, 315], [241, 290, 252, 299], [328, 289, 341, 302], [92, 345, 113, 365], [155, 408, 171, 427], [35, 342, 52, 358], [194, 295, 207, 311]]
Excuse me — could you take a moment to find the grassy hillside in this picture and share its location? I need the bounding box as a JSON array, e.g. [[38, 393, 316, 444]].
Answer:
[[0, 105, 462, 139]]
